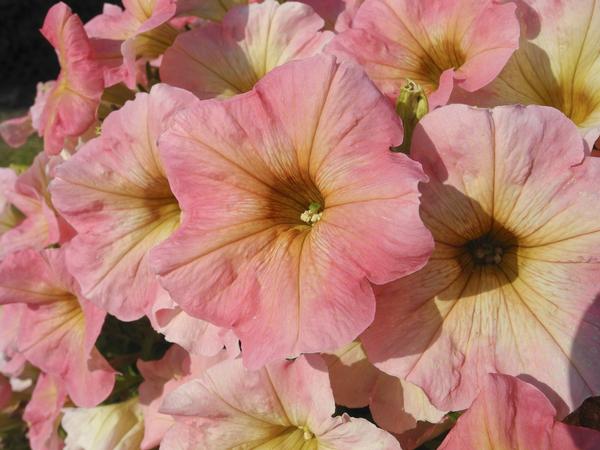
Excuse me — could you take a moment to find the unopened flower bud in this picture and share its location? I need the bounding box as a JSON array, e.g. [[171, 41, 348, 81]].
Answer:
[[391, 79, 429, 154]]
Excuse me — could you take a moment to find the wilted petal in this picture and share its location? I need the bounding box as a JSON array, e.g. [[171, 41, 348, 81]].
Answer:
[[0, 248, 115, 407], [327, 0, 520, 107], [51, 84, 196, 320], [362, 104, 600, 416], [161, 0, 333, 99], [153, 54, 432, 368], [439, 374, 600, 450]]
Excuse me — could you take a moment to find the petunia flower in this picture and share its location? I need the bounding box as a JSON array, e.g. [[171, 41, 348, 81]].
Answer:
[[85, 0, 180, 89], [438, 374, 600, 450], [0, 248, 115, 407], [361, 104, 600, 417], [37, 2, 104, 155], [160, 355, 400, 449], [326, 0, 520, 107], [452, 0, 600, 147], [23, 373, 67, 450], [323, 341, 445, 437], [49, 83, 220, 346], [151, 54, 433, 369], [61, 397, 144, 450], [161, 0, 333, 100], [0, 153, 74, 260], [137, 344, 229, 449]]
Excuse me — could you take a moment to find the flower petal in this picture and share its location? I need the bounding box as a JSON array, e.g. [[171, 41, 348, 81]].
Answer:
[[439, 374, 600, 450], [161, 0, 332, 99]]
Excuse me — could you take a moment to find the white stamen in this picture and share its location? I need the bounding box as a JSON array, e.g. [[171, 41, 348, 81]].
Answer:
[[299, 425, 314, 440], [301, 209, 322, 224]]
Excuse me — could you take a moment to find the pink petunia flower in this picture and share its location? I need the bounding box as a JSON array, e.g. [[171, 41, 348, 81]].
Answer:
[[452, 0, 600, 148], [50, 83, 234, 362], [324, 341, 445, 438], [151, 54, 433, 369], [37, 2, 104, 155], [161, 0, 333, 100], [160, 355, 401, 449], [361, 104, 600, 417], [439, 374, 600, 450], [327, 0, 520, 108], [0, 248, 115, 407], [137, 344, 229, 449], [85, 0, 180, 88], [0, 153, 74, 260], [23, 373, 67, 450]]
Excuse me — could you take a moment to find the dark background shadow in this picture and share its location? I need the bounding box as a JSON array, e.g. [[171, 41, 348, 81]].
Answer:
[[0, 0, 117, 108]]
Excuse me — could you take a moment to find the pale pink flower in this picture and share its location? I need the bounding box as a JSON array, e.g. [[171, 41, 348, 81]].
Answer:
[[327, 0, 520, 107], [0, 153, 74, 260], [86, 1, 180, 88], [324, 341, 445, 436], [439, 374, 600, 450], [152, 54, 433, 369], [362, 104, 600, 416], [37, 2, 104, 155], [454, 0, 600, 146], [62, 397, 144, 450], [0, 248, 115, 407], [161, 0, 333, 99], [138, 345, 229, 449], [160, 355, 400, 449], [23, 373, 67, 450], [50, 85, 194, 321]]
